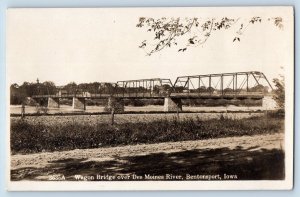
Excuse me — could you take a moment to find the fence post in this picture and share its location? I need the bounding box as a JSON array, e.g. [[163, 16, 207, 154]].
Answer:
[[111, 107, 115, 125], [21, 102, 25, 119]]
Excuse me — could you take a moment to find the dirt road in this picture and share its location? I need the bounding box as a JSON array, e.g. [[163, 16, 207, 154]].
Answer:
[[11, 133, 284, 181]]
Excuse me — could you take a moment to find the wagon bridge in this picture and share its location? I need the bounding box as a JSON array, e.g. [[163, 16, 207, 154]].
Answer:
[[31, 71, 273, 112]]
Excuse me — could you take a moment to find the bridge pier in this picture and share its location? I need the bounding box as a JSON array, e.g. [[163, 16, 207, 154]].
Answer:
[[30, 98, 39, 105], [47, 97, 60, 108], [72, 97, 86, 110], [164, 97, 182, 112]]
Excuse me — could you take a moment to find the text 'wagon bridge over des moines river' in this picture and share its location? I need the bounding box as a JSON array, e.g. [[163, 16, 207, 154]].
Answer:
[[32, 71, 273, 112]]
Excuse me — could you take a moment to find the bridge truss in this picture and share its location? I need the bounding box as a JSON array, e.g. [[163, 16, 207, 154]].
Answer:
[[116, 78, 174, 98], [173, 71, 273, 97], [32, 71, 273, 100]]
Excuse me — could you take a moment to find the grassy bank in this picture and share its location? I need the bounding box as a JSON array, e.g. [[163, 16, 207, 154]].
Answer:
[[11, 114, 284, 154]]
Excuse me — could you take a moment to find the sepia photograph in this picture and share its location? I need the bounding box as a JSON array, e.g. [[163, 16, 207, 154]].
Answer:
[[6, 7, 294, 190]]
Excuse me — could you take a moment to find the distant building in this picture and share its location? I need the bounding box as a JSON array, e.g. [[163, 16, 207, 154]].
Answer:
[[83, 91, 91, 97]]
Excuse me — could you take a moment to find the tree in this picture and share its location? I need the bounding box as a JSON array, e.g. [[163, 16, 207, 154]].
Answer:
[[174, 86, 186, 93], [136, 16, 283, 56], [99, 83, 116, 95], [159, 84, 172, 95], [272, 77, 285, 109], [91, 82, 101, 93], [10, 80, 58, 105], [64, 82, 78, 95], [224, 88, 233, 93], [250, 84, 269, 93], [104, 97, 125, 125], [42, 81, 57, 95], [10, 84, 24, 104]]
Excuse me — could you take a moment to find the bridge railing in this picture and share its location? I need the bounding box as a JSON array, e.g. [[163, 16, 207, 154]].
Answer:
[[170, 91, 264, 98], [32, 91, 264, 99]]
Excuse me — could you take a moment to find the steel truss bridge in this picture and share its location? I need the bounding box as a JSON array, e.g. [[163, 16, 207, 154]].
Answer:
[[32, 71, 273, 100], [31, 71, 273, 111]]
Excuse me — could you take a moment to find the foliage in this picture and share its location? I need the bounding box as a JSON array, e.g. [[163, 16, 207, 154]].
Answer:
[[104, 97, 125, 113], [272, 77, 285, 109], [136, 16, 283, 55], [35, 105, 49, 114], [10, 81, 119, 105], [249, 84, 269, 93], [124, 98, 164, 106], [10, 81, 57, 105], [11, 115, 283, 154], [63, 82, 78, 95]]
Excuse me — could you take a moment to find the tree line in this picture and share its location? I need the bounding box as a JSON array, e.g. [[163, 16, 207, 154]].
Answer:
[[10, 81, 113, 105]]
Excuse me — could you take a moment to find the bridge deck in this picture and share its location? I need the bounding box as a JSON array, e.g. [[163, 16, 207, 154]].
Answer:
[[32, 92, 264, 99]]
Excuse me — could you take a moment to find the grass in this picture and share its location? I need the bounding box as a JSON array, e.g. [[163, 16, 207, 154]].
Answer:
[[10, 112, 263, 125], [11, 114, 284, 154]]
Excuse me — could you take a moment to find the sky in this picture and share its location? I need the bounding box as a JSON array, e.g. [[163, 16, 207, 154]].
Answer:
[[6, 7, 294, 86]]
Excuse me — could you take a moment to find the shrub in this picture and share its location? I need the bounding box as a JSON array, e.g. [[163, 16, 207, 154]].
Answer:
[[11, 115, 283, 154], [104, 97, 124, 113], [35, 105, 48, 114]]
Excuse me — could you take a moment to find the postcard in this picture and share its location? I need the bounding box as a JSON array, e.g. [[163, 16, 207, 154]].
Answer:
[[6, 7, 294, 190]]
